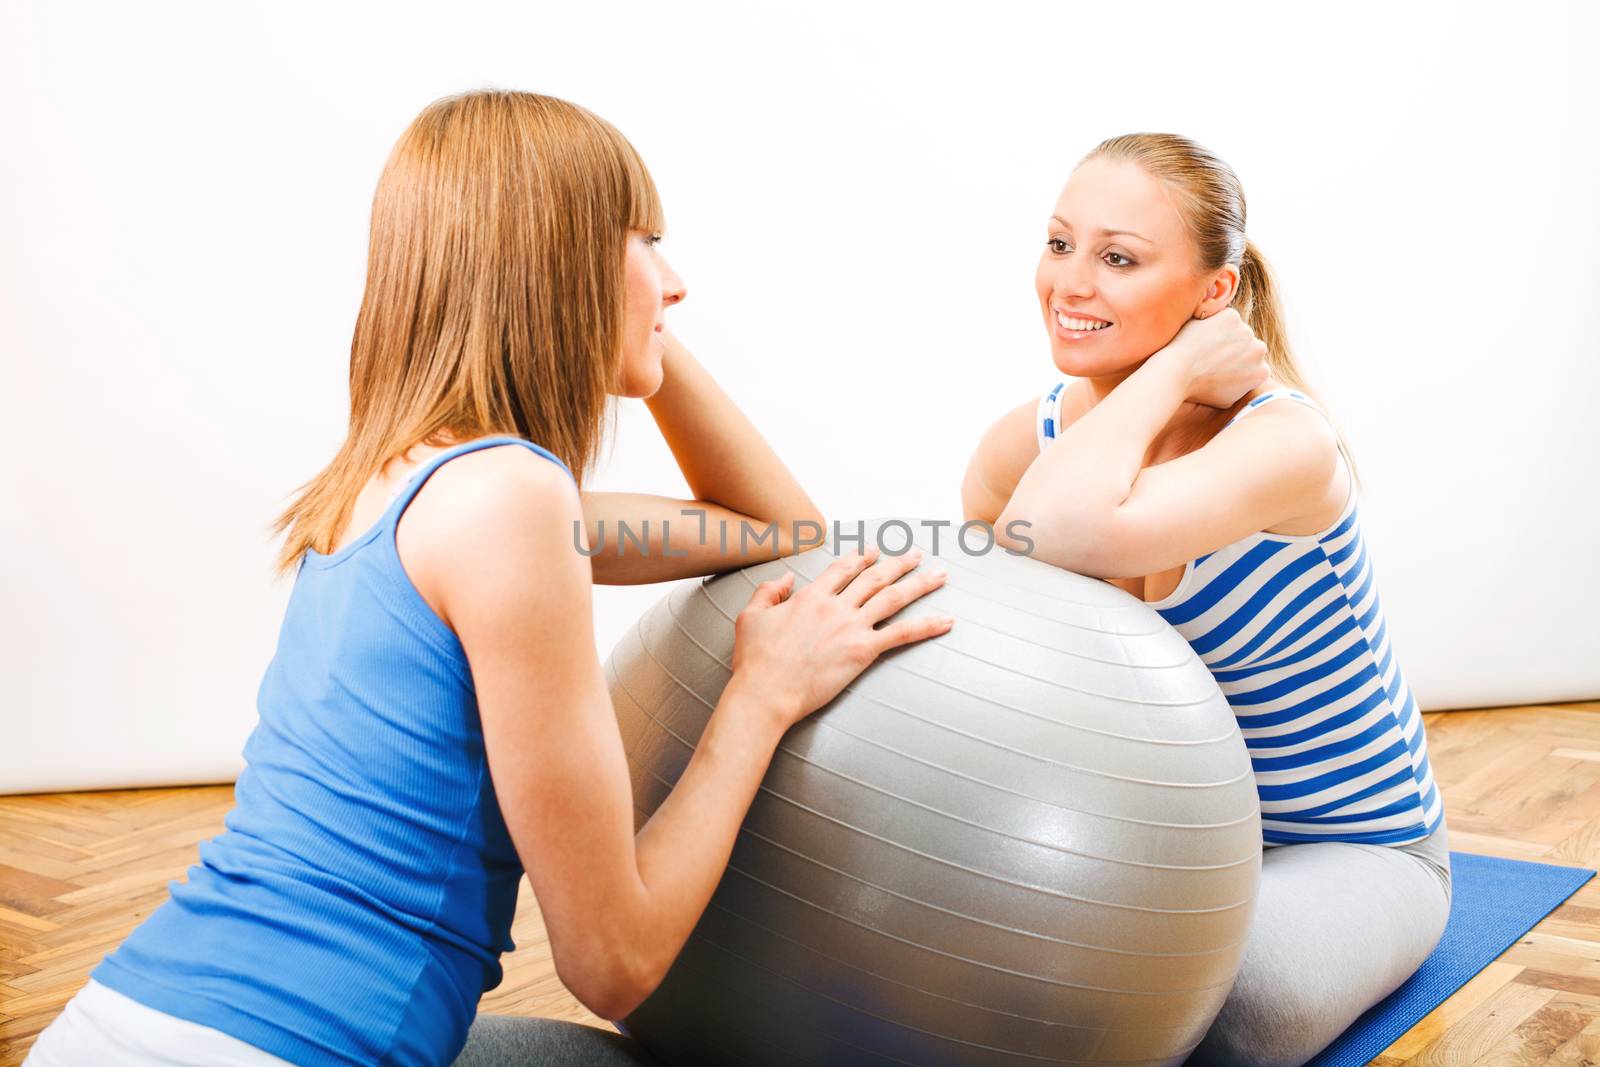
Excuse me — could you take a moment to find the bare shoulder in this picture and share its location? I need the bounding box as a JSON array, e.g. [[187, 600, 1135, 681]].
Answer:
[[1237, 388, 1341, 452], [1041, 378, 1096, 439], [403, 444, 580, 548], [398, 444, 586, 628], [1060, 378, 1095, 424], [1016, 377, 1092, 441], [1229, 391, 1348, 533]]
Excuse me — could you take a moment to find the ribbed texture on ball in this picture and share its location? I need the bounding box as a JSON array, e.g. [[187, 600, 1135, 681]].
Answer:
[[606, 520, 1262, 1067]]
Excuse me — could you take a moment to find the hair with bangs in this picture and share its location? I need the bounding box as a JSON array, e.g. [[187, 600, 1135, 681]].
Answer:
[[1084, 133, 1364, 493], [270, 89, 664, 575]]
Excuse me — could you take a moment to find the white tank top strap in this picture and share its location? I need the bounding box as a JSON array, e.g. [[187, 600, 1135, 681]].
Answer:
[[1224, 387, 1357, 509], [1036, 377, 1071, 452], [1221, 387, 1329, 429]]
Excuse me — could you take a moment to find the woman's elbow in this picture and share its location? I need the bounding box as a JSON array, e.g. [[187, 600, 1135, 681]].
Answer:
[[797, 505, 828, 538], [992, 510, 1032, 555], [774, 507, 829, 556], [960, 470, 997, 526], [556, 942, 659, 1022], [577, 978, 650, 1025], [994, 495, 1047, 552], [994, 506, 1113, 576]]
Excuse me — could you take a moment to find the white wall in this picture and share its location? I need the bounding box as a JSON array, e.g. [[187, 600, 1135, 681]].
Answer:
[[3, 0, 1596, 794]]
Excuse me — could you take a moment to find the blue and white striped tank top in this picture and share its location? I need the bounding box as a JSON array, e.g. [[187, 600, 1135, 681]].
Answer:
[[1037, 381, 1443, 848]]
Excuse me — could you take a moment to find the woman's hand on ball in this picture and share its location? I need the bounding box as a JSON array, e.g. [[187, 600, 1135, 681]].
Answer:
[[1158, 307, 1270, 409], [731, 546, 953, 731]]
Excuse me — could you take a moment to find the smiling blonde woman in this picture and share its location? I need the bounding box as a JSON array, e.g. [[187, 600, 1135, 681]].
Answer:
[[963, 133, 1452, 1067]]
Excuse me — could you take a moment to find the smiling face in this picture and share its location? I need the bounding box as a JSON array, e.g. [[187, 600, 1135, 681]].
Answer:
[[618, 229, 687, 398], [1036, 155, 1237, 379]]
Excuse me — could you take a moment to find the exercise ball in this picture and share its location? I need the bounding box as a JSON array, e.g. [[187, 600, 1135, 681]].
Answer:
[[605, 518, 1261, 1067]]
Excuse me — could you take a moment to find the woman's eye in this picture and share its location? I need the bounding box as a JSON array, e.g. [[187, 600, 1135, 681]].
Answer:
[[1046, 238, 1131, 267], [644, 233, 664, 247]]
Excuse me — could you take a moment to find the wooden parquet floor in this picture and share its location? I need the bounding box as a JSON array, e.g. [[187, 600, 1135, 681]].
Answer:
[[3, 703, 1599, 1065]]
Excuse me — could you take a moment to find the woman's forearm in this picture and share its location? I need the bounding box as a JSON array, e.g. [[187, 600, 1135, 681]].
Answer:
[[999, 353, 1189, 563], [580, 491, 825, 584], [622, 677, 788, 1015], [644, 332, 823, 530]]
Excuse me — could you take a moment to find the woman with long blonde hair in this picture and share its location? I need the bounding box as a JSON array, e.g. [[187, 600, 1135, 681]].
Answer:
[[964, 133, 1451, 1066], [26, 90, 952, 1066]]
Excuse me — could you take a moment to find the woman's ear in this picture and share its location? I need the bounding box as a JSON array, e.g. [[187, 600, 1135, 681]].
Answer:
[[1193, 264, 1241, 319]]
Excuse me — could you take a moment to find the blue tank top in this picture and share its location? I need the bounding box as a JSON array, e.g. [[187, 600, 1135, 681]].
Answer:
[[1037, 383, 1443, 847], [92, 435, 574, 1066]]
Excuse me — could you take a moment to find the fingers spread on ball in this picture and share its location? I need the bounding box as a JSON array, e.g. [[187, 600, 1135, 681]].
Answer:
[[843, 547, 923, 607], [814, 545, 880, 596], [873, 611, 956, 653], [863, 564, 946, 624]]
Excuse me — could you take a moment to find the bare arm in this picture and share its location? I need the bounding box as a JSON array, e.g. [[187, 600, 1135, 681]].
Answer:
[[585, 331, 825, 584], [999, 354, 1188, 561], [997, 319, 1333, 579], [960, 396, 1050, 526], [578, 493, 822, 585], [415, 446, 951, 1020]]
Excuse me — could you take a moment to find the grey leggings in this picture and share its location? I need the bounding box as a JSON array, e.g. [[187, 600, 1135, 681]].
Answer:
[[1184, 818, 1453, 1067], [456, 822, 1452, 1067], [451, 1015, 663, 1066]]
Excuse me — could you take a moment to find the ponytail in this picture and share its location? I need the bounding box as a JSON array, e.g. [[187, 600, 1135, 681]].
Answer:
[[1231, 239, 1363, 493]]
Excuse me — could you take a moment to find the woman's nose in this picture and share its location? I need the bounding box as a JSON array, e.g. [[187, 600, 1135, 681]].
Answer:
[[1052, 259, 1093, 299], [660, 259, 687, 306]]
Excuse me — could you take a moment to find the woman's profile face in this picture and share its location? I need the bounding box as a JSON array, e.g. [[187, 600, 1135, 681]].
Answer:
[[619, 230, 686, 397], [1035, 156, 1235, 378]]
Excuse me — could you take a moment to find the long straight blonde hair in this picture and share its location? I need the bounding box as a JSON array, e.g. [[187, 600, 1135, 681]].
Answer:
[[271, 90, 664, 576], [1084, 133, 1365, 495]]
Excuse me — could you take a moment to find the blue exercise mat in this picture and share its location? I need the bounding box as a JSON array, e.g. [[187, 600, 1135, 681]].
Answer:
[[1302, 850, 1595, 1067]]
